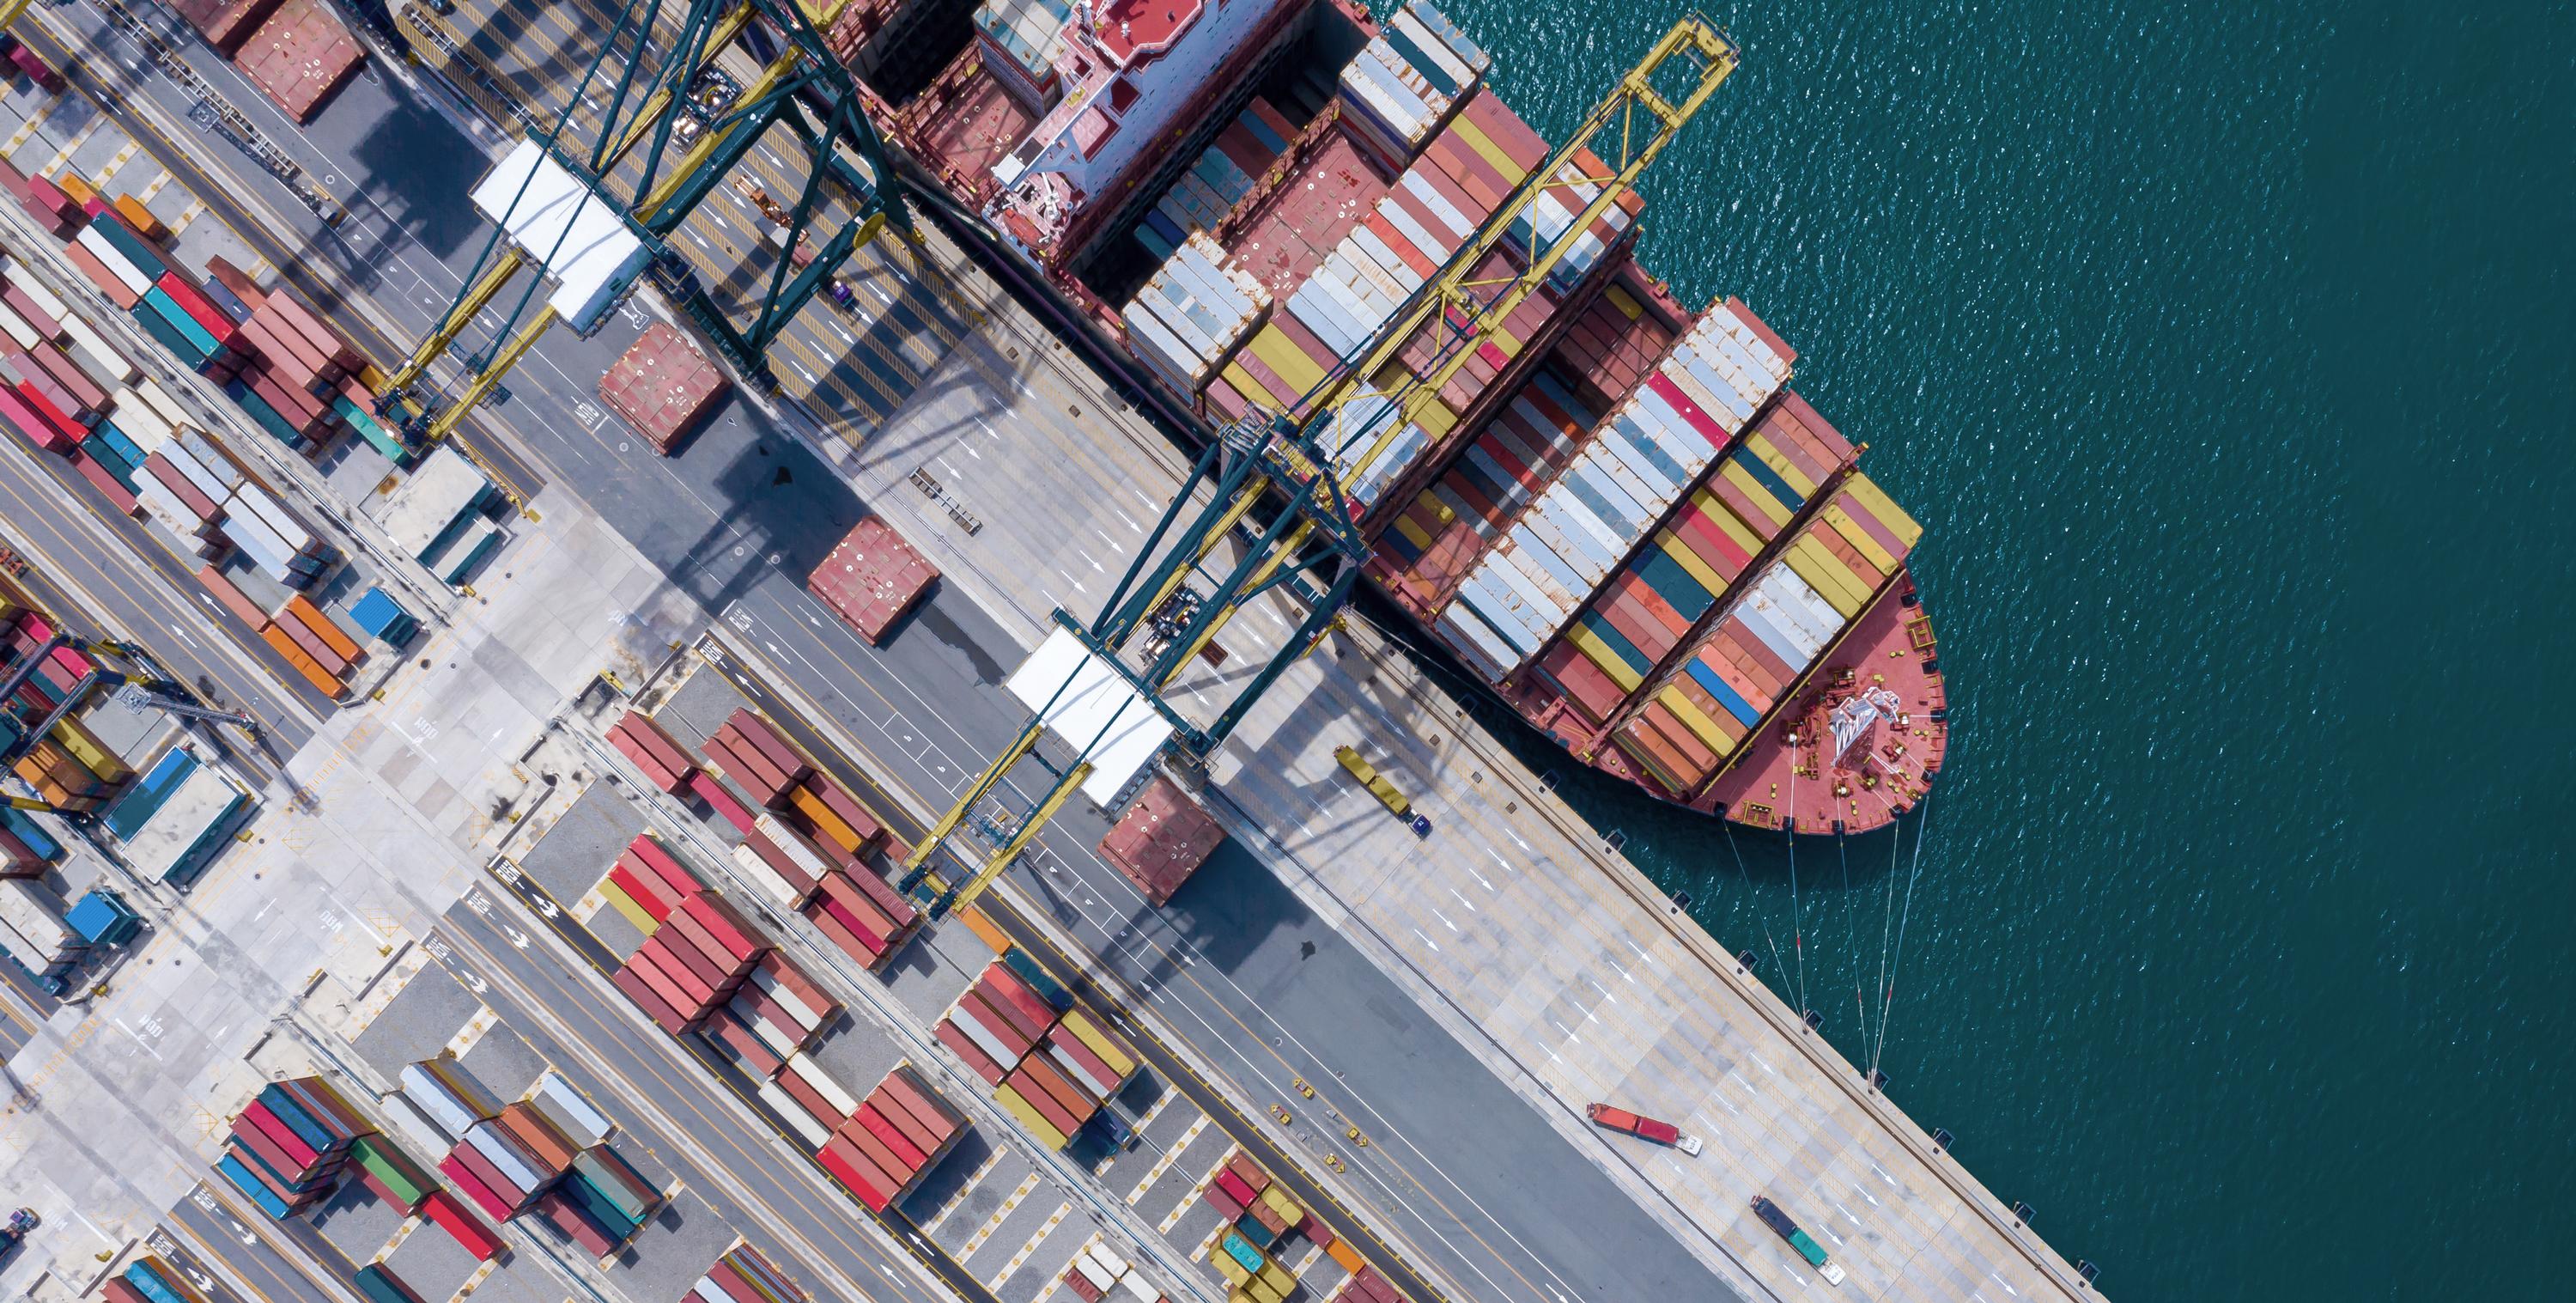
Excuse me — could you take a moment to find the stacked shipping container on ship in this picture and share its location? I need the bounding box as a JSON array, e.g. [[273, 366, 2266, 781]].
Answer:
[[1432, 295, 1795, 681]]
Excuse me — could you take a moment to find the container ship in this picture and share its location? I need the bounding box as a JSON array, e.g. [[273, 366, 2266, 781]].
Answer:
[[832, 0, 1947, 833]]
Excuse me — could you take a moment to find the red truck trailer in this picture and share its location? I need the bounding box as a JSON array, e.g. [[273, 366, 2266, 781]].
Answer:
[[1586, 1102, 1704, 1154]]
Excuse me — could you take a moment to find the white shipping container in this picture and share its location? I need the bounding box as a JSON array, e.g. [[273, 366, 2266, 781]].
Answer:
[[378, 1090, 456, 1154], [0, 298, 40, 349], [3, 261, 71, 323], [60, 314, 139, 382], [783, 1051, 859, 1119], [76, 227, 152, 295], [759, 1078, 831, 1148], [465, 1122, 543, 1193], [531, 1071, 614, 1147], [727, 842, 803, 909], [137, 376, 191, 429], [400, 1064, 481, 1139]]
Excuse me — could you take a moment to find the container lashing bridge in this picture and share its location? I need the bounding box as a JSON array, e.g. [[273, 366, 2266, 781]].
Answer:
[[376, 0, 911, 448], [895, 16, 1742, 918]]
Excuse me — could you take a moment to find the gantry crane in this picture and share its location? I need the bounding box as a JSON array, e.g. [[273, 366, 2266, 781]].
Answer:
[[378, 0, 908, 447], [898, 16, 1742, 916], [3, 627, 260, 816]]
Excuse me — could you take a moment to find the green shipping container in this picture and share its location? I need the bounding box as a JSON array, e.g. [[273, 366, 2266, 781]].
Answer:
[[349, 1136, 432, 1208], [331, 395, 411, 465], [350, 1265, 417, 1303], [569, 1147, 658, 1222]]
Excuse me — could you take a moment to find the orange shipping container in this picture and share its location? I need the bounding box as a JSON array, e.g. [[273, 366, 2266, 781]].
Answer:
[[259, 622, 344, 697], [284, 594, 362, 663]]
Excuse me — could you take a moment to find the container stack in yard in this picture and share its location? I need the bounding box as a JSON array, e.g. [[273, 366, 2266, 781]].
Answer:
[[613, 892, 769, 1035], [805, 518, 936, 646], [598, 321, 728, 454], [216, 1077, 374, 1219], [700, 950, 841, 1080], [668, 706, 919, 968], [595, 832, 702, 934], [111, 750, 250, 886], [1097, 775, 1224, 905], [605, 708, 700, 795], [939, 959, 1138, 1151], [0, 878, 84, 985], [688, 1245, 806, 1303], [3, 611, 128, 813], [1197, 1148, 1382, 1300], [113, 1257, 213, 1303], [373, 446, 503, 584], [63, 888, 143, 946], [813, 1065, 969, 1213], [400, 1056, 664, 1252], [1060, 1239, 1168, 1303]]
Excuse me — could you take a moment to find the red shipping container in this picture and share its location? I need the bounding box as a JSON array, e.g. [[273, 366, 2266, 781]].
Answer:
[[197, 565, 270, 628], [420, 1190, 503, 1262], [817, 1136, 893, 1212], [934, 1020, 1005, 1085], [804, 898, 885, 966], [687, 769, 756, 832], [835, 1112, 911, 1185], [678, 892, 764, 962], [70, 451, 137, 512], [436, 1152, 514, 1221], [60, 241, 139, 308], [0, 385, 72, 452], [611, 962, 691, 1034], [851, 1104, 925, 1171], [626, 834, 700, 899], [606, 861, 675, 922], [238, 1099, 322, 1168]]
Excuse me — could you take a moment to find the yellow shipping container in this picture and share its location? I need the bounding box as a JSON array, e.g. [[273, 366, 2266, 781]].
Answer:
[[1784, 541, 1867, 618], [1604, 283, 1645, 320], [598, 878, 659, 935], [1248, 326, 1325, 397], [1208, 1246, 1252, 1287], [1747, 435, 1818, 497], [1656, 686, 1738, 757], [1255, 1259, 1295, 1294], [1841, 472, 1924, 550], [1060, 1009, 1136, 1077], [51, 715, 132, 783], [1448, 115, 1529, 184], [1822, 504, 1899, 575], [1719, 461, 1793, 528], [1566, 624, 1643, 691], [993, 1083, 1068, 1150], [1257, 1182, 1303, 1226], [1799, 533, 1878, 610], [1654, 529, 1727, 598]]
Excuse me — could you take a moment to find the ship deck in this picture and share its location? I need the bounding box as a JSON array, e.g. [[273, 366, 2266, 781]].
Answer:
[[1564, 575, 1950, 834]]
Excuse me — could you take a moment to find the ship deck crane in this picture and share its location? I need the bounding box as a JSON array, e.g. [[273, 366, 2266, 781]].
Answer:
[[898, 16, 1741, 916], [378, 0, 907, 449]]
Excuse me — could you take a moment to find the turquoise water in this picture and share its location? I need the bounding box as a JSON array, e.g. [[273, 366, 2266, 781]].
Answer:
[[1431, 2, 2572, 1297]]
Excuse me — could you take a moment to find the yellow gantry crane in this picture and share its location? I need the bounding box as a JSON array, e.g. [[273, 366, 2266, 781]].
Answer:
[[897, 16, 1741, 916]]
